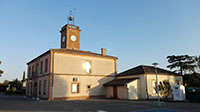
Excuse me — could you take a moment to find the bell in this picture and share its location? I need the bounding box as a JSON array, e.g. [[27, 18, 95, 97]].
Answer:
[[69, 15, 73, 21]]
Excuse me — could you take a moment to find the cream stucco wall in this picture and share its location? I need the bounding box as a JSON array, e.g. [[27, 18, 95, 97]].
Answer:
[[146, 74, 183, 99], [54, 53, 116, 76], [53, 75, 114, 98], [127, 80, 139, 100], [52, 53, 116, 99], [26, 53, 50, 97], [37, 76, 49, 98], [117, 74, 183, 99], [117, 86, 128, 99], [28, 54, 50, 77], [118, 75, 147, 99], [105, 86, 113, 98]]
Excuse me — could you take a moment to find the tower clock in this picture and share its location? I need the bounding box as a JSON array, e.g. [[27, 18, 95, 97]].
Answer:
[[60, 24, 81, 50]]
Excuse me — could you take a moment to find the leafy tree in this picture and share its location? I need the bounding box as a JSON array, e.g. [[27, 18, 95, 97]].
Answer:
[[183, 72, 200, 87], [194, 56, 200, 72], [167, 55, 197, 75], [0, 80, 9, 86], [9, 78, 22, 93], [0, 61, 3, 76], [158, 80, 172, 100]]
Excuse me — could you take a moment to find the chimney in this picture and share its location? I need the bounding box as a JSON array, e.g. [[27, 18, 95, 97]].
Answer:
[[101, 48, 106, 56]]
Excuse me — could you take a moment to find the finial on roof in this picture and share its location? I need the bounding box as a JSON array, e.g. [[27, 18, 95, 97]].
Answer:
[[67, 8, 76, 25]]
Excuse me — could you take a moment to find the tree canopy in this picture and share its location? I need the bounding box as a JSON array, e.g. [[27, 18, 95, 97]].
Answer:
[[166, 55, 197, 75], [183, 72, 200, 87], [0, 61, 3, 76]]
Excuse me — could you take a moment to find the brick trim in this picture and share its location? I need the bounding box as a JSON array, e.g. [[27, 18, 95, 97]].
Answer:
[[48, 51, 53, 100]]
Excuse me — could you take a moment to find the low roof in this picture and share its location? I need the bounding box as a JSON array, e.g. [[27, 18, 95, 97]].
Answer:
[[117, 65, 180, 77], [103, 78, 139, 86], [27, 48, 118, 64]]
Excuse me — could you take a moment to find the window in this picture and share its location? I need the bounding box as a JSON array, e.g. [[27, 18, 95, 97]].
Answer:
[[36, 63, 39, 74], [72, 78, 79, 82], [45, 59, 48, 73], [71, 83, 79, 93], [28, 67, 31, 77], [30, 83, 32, 94], [39, 81, 42, 95], [27, 84, 29, 94], [43, 80, 46, 95], [175, 80, 180, 85], [152, 80, 157, 94], [40, 61, 43, 74], [32, 66, 34, 76], [83, 61, 91, 73]]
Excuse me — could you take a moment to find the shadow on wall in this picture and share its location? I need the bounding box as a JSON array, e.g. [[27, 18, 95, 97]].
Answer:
[[52, 72, 116, 99], [52, 76, 69, 99], [88, 73, 116, 98]]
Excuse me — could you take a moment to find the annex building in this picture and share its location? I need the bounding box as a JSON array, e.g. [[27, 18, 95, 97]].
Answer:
[[104, 65, 183, 100]]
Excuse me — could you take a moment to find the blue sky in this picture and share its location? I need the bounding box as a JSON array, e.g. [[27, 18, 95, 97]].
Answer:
[[0, 0, 200, 82]]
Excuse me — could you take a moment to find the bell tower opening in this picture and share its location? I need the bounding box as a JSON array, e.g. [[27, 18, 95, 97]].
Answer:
[[60, 9, 81, 50]]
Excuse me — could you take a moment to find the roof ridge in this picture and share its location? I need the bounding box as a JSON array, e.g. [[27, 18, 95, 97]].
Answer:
[[140, 65, 146, 74]]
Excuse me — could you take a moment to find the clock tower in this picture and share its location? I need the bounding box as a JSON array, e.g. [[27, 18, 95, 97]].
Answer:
[[60, 24, 81, 50], [60, 10, 81, 50]]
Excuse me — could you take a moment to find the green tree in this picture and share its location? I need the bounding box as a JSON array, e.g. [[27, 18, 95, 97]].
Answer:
[[167, 55, 197, 75], [158, 80, 172, 100], [9, 78, 22, 93], [2, 80, 9, 85], [194, 56, 200, 72], [0, 80, 9, 86], [0, 61, 3, 76], [183, 72, 200, 87]]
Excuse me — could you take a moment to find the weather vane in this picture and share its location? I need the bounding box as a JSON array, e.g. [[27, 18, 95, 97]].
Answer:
[[67, 8, 76, 25]]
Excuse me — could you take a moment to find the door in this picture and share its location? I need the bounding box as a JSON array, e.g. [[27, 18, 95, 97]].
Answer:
[[113, 86, 118, 99], [33, 82, 37, 96]]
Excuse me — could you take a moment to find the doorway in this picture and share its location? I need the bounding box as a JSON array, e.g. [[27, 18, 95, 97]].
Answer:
[[113, 86, 118, 99]]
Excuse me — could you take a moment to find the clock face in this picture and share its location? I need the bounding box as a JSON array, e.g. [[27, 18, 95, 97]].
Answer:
[[62, 35, 66, 42], [70, 35, 76, 42]]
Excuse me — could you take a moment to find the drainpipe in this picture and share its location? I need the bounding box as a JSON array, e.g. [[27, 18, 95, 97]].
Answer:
[[145, 75, 149, 100]]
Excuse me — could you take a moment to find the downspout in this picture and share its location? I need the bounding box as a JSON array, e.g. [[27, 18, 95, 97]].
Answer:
[[114, 59, 117, 75], [145, 75, 149, 100]]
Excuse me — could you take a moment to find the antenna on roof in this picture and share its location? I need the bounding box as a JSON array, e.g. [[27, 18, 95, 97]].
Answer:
[[67, 8, 76, 25]]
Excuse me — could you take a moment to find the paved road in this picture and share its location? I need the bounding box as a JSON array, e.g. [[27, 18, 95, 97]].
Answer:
[[0, 93, 199, 112]]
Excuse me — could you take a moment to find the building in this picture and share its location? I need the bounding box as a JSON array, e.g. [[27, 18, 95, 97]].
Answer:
[[104, 65, 183, 100], [26, 21, 118, 100]]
